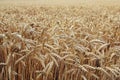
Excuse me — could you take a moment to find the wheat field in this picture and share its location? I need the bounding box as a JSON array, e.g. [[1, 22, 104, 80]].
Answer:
[[0, 0, 120, 80]]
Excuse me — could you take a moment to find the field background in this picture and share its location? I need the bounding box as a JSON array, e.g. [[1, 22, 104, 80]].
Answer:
[[0, 0, 120, 80]]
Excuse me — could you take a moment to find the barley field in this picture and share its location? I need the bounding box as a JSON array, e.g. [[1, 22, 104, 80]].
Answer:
[[0, 0, 120, 80]]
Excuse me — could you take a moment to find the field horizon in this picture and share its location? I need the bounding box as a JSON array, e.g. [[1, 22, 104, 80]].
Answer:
[[0, 0, 120, 6]]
